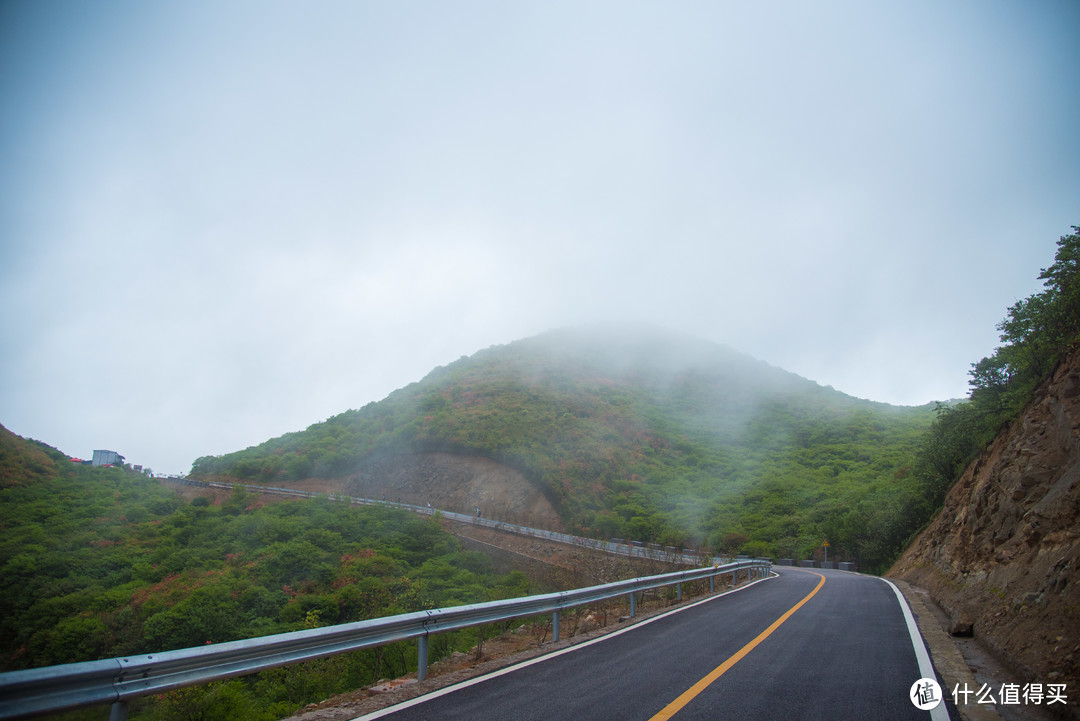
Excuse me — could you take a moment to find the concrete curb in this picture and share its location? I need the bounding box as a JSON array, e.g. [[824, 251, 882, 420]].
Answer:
[[891, 578, 1003, 721]]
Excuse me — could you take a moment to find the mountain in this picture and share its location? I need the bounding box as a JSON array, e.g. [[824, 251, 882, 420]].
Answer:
[[0, 422, 65, 488], [885, 229, 1080, 696], [0, 422, 531, 717], [889, 346, 1080, 698], [192, 325, 935, 566]]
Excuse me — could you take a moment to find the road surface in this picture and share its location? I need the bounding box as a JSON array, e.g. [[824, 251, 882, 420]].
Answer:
[[360, 567, 953, 720]]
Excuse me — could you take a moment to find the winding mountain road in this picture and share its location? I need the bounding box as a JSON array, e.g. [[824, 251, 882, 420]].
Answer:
[[360, 568, 953, 720]]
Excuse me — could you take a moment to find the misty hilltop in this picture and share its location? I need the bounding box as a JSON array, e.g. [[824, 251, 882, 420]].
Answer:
[[192, 325, 935, 566]]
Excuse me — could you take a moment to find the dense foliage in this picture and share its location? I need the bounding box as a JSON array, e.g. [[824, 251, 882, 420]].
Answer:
[[192, 328, 936, 569], [0, 430, 528, 719], [871, 227, 1080, 561]]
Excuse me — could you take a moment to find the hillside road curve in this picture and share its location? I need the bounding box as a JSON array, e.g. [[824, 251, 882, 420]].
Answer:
[[360, 567, 953, 721]]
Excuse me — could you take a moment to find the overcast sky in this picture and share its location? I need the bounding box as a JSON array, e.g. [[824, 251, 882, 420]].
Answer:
[[2, 1, 1078, 475]]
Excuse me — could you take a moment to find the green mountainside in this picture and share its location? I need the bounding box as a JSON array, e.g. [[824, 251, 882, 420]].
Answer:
[[0, 423, 527, 716], [193, 325, 936, 568], [3, 228, 1073, 720]]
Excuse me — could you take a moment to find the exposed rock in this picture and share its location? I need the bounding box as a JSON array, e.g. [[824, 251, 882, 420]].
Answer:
[[889, 347, 1080, 703], [368, 678, 415, 694], [949, 613, 974, 637], [579, 614, 599, 634]]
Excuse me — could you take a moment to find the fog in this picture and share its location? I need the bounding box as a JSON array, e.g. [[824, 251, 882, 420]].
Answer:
[[2, 1, 1078, 474]]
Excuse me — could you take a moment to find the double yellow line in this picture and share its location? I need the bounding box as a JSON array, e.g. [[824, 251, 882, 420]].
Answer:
[[648, 571, 826, 721]]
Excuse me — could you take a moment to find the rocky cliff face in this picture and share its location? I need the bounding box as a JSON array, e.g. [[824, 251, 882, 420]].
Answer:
[[889, 348, 1080, 695]]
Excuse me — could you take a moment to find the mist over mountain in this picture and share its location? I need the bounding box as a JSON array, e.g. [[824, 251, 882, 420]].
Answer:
[[3, 230, 1075, 717], [192, 325, 934, 567]]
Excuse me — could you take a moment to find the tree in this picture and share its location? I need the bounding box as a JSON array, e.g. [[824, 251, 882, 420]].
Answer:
[[886, 226, 1080, 572], [720, 532, 749, 555], [970, 226, 1080, 408], [1037, 226, 1080, 346]]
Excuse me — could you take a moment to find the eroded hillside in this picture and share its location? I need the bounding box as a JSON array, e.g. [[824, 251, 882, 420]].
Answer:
[[889, 347, 1080, 695], [281, 452, 565, 530]]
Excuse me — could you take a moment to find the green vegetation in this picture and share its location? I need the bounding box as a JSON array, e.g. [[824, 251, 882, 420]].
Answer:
[[872, 227, 1080, 563], [0, 430, 528, 719], [192, 229, 1079, 573], [192, 328, 937, 569], [3, 227, 1074, 718]]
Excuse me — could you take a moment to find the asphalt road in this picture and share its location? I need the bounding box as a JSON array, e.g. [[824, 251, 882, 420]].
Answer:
[[360, 568, 952, 721]]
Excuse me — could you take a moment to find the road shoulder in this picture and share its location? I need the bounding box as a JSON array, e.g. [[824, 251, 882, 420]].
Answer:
[[890, 578, 1064, 721]]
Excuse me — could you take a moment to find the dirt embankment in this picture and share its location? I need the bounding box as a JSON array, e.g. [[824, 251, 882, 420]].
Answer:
[[343, 452, 564, 530], [889, 349, 1080, 704], [193, 452, 563, 532]]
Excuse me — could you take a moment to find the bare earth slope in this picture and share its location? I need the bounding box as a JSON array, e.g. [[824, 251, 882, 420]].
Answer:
[[344, 452, 564, 530], [889, 348, 1080, 699], [210, 451, 565, 531]]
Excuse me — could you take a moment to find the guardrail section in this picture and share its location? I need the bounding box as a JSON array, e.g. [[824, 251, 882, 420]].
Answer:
[[0, 559, 771, 720]]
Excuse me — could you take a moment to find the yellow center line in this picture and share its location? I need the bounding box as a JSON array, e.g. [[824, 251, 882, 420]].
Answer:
[[647, 571, 826, 721]]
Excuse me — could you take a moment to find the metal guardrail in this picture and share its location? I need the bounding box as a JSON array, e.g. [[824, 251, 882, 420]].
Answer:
[[0, 559, 771, 720]]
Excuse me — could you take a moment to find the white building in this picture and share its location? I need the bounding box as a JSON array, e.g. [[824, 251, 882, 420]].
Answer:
[[92, 449, 125, 467]]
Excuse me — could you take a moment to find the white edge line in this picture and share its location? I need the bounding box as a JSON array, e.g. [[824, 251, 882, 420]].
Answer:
[[882, 578, 952, 721], [354, 572, 778, 720]]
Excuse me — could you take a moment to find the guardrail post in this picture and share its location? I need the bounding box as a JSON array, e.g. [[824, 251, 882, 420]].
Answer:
[[629, 593, 636, 618], [709, 575, 715, 593], [110, 700, 128, 721], [552, 612, 560, 643], [677, 583, 682, 602], [417, 636, 429, 682]]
